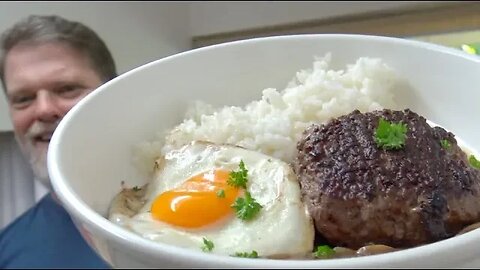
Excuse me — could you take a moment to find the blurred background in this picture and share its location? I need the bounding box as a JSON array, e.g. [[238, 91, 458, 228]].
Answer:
[[0, 1, 479, 228], [0, 1, 479, 131]]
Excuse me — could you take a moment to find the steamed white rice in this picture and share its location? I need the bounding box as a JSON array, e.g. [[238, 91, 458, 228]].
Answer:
[[134, 54, 400, 176]]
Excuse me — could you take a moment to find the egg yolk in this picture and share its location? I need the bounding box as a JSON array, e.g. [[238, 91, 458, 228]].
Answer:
[[151, 169, 240, 228]]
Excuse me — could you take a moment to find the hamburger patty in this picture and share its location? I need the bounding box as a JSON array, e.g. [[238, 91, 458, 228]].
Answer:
[[294, 109, 480, 249]]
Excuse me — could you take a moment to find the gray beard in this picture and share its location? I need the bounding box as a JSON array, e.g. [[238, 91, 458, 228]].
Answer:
[[29, 150, 52, 190], [14, 121, 59, 191], [17, 139, 52, 190]]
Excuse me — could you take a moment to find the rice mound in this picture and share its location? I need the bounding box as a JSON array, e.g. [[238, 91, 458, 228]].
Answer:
[[134, 54, 400, 176]]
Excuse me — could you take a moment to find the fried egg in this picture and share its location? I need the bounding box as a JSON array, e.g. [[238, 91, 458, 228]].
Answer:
[[109, 141, 314, 258]]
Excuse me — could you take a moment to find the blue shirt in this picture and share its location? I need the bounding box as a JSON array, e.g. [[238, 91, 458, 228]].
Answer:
[[0, 193, 110, 268]]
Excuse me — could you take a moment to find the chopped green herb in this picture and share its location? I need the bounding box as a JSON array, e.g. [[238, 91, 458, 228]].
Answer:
[[201, 237, 214, 252], [132, 186, 141, 191], [216, 189, 226, 198], [313, 245, 335, 258], [232, 250, 259, 258], [469, 155, 480, 170], [374, 118, 408, 150], [154, 160, 161, 170], [227, 160, 249, 189], [231, 192, 262, 221], [440, 139, 451, 149]]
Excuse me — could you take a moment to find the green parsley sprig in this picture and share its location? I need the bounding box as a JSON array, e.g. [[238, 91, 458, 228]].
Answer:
[[232, 250, 259, 258], [227, 160, 263, 221], [201, 237, 214, 252], [469, 155, 480, 170], [216, 189, 225, 198], [440, 139, 451, 149], [374, 118, 408, 150], [231, 192, 262, 221], [313, 245, 335, 259], [227, 160, 249, 189]]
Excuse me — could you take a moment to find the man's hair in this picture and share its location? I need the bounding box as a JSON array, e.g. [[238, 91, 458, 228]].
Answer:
[[0, 15, 117, 90]]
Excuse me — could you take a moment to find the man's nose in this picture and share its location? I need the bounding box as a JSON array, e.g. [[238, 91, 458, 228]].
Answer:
[[34, 91, 62, 122]]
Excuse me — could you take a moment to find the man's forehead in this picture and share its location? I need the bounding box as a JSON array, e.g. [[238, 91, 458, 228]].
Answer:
[[4, 42, 95, 93], [6, 41, 87, 63]]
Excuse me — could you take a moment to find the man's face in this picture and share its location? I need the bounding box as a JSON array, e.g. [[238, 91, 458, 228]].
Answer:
[[4, 42, 103, 188]]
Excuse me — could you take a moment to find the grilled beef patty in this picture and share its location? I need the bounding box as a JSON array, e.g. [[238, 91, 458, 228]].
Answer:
[[294, 109, 480, 249]]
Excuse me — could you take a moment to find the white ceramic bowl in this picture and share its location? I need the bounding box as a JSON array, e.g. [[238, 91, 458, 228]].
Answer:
[[48, 34, 480, 268]]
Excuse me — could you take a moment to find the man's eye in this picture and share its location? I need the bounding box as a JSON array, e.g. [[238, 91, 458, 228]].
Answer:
[[58, 85, 76, 93], [11, 95, 35, 107], [56, 85, 82, 96]]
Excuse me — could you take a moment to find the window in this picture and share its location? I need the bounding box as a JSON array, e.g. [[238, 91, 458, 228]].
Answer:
[[192, 2, 480, 56]]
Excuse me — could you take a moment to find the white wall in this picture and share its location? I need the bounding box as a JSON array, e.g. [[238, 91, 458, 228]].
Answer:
[[188, 1, 427, 36], [0, 2, 191, 131], [0, 1, 433, 131]]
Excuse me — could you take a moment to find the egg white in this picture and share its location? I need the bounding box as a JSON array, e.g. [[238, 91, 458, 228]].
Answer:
[[110, 141, 314, 258]]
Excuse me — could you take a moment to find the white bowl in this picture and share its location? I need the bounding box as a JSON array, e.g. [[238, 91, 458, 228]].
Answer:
[[48, 34, 480, 268]]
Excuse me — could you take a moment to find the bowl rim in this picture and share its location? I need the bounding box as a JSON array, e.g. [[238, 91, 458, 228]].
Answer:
[[48, 33, 480, 267]]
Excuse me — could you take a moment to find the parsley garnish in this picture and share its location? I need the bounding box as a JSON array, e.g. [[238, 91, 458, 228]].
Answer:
[[227, 160, 248, 189], [232, 250, 259, 258], [374, 118, 408, 150], [201, 237, 214, 252], [132, 186, 141, 191], [231, 192, 262, 221], [440, 139, 451, 149], [469, 155, 480, 170], [216, 189, 225, 198], [227, 160, 263, 221], [313, 245, 335, 258]]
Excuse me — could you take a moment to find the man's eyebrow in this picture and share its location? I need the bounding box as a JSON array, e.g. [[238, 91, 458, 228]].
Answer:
[[6, 87, 32, 99], [8, 79, 80, 94]]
